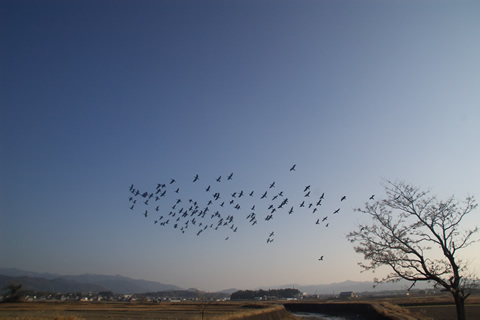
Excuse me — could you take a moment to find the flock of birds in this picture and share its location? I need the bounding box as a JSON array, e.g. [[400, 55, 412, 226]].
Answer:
[[128, 164, 374, 262]]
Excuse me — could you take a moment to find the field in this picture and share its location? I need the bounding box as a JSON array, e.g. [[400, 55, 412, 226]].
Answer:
[[1, 295, 480, 320], [0, 301, 293, 320], [390, 295, 480, 320]]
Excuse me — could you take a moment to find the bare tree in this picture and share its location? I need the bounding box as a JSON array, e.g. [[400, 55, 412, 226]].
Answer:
[[347, 180, 479, 320], [3, 283, 23, 303]]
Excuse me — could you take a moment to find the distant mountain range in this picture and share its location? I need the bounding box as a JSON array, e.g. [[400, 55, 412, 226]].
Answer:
[[0, 268, 183, 294], [0, 268, 431, 295]]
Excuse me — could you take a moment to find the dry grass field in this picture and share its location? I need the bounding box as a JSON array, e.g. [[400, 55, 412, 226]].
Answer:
[[391, 294, 480, 320], [0, 301, 294, 320], [1, 295, 479, 320]]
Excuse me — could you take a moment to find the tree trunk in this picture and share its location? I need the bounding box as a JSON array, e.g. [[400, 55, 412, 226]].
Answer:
[[453, 292, 466, 320]]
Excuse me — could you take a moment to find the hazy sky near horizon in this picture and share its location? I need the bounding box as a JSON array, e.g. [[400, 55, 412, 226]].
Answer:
[[1, 0, 480, 292]]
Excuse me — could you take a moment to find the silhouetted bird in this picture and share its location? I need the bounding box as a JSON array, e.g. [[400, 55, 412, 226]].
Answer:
[[319, 256, 324, 261], [227, 173, 233, 180], [193, 174, 199, 182], [269, 181, 275, 188], [304, 185, 310, 192], [216, 176, 221, 182], [290, 164, 296, 171], [341, 196, 346, 201], [170, 179, 176, 184], [333, 208, 340, 214], [369, 195, 375, 200]]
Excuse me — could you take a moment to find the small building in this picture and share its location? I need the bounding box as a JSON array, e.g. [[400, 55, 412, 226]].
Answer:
[[339, 291, 354, 299]]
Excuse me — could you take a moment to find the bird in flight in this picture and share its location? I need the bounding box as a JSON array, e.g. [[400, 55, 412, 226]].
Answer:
[[261, 191, 268, 199], [290, 164, 296, 171], [269, 181, 275, 188], [333, 208, 340, 214], [170, 179, 176, 184], [216, 176, 221, 182], [341, 196, 346, 201], [319, 256, 324, 261], [227, 173, 233, 180], [304, 185, 311, 192], [193, 174, 199, 182], [369, 195, 375, 200]]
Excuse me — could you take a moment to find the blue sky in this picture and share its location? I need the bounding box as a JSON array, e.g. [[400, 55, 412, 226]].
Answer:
[[1, 0, 480, 292]]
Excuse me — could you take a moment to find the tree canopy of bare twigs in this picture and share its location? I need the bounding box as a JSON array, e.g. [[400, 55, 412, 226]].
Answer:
[[347, 180, 479, 320]]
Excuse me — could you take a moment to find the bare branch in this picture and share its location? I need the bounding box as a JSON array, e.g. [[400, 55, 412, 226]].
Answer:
[[347, 181, 479, 320]]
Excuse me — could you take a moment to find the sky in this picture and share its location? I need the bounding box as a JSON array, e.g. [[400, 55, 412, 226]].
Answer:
[[1, 0, 480, 292]]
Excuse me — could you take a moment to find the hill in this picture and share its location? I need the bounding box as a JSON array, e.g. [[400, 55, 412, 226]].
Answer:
[[0, 268, 183, 294]]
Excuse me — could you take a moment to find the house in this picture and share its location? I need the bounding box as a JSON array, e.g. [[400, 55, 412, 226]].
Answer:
[[339, 291, 354, 299]]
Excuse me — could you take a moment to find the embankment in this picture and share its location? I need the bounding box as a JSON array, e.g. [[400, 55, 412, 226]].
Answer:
[[224, 304, 295, 320], [283, 302, 419, 320]]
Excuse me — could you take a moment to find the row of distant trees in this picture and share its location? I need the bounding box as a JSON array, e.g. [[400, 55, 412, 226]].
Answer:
[[142, 290, 229, 300], [230, 288, 300, 300]]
